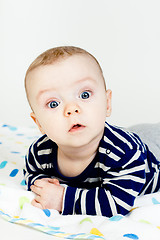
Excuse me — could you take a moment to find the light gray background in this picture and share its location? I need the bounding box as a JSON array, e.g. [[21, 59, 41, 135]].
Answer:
[[1, 0, 160, 128]]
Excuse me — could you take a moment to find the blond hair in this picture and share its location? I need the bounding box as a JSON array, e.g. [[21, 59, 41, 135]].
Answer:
[[25, 46, 105, 107]]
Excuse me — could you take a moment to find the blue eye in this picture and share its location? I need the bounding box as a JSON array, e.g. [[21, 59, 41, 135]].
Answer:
[[80, 91, 91, 99], [48, 101, 59, 108]]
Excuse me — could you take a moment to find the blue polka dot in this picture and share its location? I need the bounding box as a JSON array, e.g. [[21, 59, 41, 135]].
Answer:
[[28, 223, 44, 227], [2, 125, 17, 131], [9, 169, 19, 177], [27, 136, 36, 139], [0, 142, 2, 144], [109, 215, 124, 221], [47, 226, 60, 230], [43, 209, 51, 217], [10, 151, 20, 154], [9, 126, 17, 131], [0, 161, 8, 169], [20, 179, 26, 186], [152, 197, 160, 205], [2, 124, 8, 127], [123, 233, 139, 239], [16, 134, 24, 136]]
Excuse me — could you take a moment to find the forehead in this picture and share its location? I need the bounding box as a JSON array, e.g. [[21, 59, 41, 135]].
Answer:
[[26, 54, 104, 94]]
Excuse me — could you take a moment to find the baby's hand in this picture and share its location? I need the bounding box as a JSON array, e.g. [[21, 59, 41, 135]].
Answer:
[[45, 178, 60, 186], [31, 178, 64, 212]]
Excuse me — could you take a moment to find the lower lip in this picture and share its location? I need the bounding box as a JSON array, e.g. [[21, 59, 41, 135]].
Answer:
[[69, 126, 86, 133]]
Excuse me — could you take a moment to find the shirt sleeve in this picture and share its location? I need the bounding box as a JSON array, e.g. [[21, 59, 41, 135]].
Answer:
[[23, 142, 50, 190], [62, 149, 146, 217]]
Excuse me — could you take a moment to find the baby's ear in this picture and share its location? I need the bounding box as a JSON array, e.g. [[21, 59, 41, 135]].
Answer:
[[30, 112, 45, 134], [106, 89, 112, 117]]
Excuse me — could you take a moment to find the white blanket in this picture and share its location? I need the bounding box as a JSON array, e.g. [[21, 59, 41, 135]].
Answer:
[[0, 123, 160, 240]]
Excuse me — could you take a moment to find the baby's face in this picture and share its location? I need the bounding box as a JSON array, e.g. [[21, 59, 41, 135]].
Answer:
[[27, 54, 112, 148]]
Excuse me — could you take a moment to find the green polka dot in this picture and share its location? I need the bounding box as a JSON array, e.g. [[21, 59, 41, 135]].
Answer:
[[80, 217, 93, 224], [0, 183, 6, 186], [139, 219, 151, 224], [19, 196, 30, 210]]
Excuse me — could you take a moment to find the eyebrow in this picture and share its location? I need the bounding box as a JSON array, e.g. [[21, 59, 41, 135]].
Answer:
[[36, 77, 97, 100], [74, 77, 97, 85], [37, 88, 56, 99]]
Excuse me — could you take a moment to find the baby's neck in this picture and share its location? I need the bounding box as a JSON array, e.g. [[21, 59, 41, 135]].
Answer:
[[57, 135, 102, 177]]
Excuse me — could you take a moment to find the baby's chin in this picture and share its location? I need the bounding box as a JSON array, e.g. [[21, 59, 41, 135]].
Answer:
[[56, 137, 93, 149]]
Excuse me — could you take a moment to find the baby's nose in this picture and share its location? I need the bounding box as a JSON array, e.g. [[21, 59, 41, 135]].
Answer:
[[64, 104, 81, 116]]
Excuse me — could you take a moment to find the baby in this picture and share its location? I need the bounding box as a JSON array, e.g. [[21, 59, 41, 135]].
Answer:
[[24, 46, 160, 217]]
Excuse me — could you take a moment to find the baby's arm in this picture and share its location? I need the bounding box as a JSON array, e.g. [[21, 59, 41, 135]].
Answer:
[[24, 137, 56, 190], [62, 150, 147, 217], [31, 178, 64, 212], [24, 139, 65, 212]]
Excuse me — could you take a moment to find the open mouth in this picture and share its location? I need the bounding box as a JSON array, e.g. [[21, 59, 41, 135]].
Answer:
[[69, 124, 85, 132]]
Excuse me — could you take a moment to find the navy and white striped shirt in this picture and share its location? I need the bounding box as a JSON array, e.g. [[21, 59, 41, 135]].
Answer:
[[24, 122, 160, 217]]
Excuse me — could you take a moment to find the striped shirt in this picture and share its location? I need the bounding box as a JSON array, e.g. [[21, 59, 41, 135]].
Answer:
[[24, 122, 160, 217]]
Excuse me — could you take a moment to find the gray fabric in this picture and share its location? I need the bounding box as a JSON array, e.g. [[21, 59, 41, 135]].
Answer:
[[128, 122, 160, 162]]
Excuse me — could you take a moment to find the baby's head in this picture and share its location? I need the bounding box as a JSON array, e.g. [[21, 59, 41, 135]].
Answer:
[[25, 46, 106, 108], [25, 46, 112, 148]]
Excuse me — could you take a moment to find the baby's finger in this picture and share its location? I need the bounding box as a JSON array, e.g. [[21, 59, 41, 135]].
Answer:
[[41, 178, 50, 182], [35, 195, 41, 203], [48, 178, 60, 185], [31, 185, 41, 195], [31, 199, 43, 209], [34, 179, 46, 187]]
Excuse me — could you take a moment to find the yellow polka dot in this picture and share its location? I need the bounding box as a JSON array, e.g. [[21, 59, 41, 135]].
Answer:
[[16, 141, 23, 144], [56, 233, 70, 237], [11, 162, 17, 165], [157, 226, 160, 230], [19, 219, 33, 224], [14, 216, 20, 218], [90, 228, 104, 236]]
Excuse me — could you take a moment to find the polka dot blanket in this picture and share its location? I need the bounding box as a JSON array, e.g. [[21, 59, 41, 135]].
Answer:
[[0, 123, 160, 240]]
